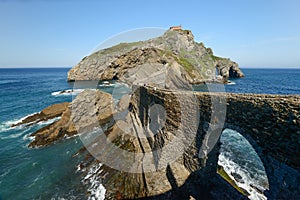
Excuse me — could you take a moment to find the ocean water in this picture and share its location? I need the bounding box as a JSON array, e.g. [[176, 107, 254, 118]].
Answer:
[[0, 68, 299, 199], [218, 129, 269, 200], [0, 68, 86, 200], [194, 68, 300, 94]]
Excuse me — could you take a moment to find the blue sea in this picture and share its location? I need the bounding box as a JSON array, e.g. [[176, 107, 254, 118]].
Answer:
[[0, 68, 299, 200], [193, 68, 300, 94]]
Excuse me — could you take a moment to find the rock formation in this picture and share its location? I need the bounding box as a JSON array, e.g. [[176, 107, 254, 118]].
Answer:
[[12, 102, 69, 127], [68, 29, 244, 85], [11, 90, 113, 147], [215, 58, 244, 80]]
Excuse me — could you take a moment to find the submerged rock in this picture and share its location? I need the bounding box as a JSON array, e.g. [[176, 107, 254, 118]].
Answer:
[[250, 184, 264, 195]]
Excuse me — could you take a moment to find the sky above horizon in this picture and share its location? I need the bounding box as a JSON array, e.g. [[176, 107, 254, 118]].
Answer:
[[0, 0, 300, 68]]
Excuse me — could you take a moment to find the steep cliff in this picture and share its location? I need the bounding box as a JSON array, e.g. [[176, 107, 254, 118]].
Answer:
[[68, 29, 244, 84]]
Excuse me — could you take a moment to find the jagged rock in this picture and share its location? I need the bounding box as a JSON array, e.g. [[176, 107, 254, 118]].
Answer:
[[99, 48, 192, 90], [28, 90, 113, 147], [68, 29, 244, 85], [216, 58, 245, 79], [11, 102, 69, 127]]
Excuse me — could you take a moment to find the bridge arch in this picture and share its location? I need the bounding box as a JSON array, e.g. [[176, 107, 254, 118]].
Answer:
[[220, 92, 300, 199], [219, 126, 269, 199]]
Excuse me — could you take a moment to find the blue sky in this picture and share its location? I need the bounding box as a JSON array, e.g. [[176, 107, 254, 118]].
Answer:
[[0, 0, 300, 68]]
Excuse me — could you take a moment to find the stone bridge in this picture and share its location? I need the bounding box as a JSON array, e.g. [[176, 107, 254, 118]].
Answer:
[[18, 82, 300, 199], [137, 86, 300, 200]]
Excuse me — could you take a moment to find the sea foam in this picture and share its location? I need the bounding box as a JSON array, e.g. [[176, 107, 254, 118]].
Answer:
[[0, 129, 28, 140], [0, 115, 61, 140], [218, 154, 267, 200], [83, 163, 106, 200], [218, 129, 269, 200], [0, 112, 38, 132], [51, 89, 85, 96], [227, 81, 236, 85]]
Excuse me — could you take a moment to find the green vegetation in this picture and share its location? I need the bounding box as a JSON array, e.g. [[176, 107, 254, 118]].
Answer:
[[177, 57, 195, 75], [104, 41, 142, 53], [217, 165, 250, 197], [90, 41, 143, 58], [211, 55, 222, 61], [157, 49, 197, 78]]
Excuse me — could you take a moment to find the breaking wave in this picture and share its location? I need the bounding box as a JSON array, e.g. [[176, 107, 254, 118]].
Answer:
[[0, 112, 38, 132], [218, 129, 269, 200], [83, 163, 106, 200], [0, 115, 60, 140]]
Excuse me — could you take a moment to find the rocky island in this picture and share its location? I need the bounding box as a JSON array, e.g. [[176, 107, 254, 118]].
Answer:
[[68, 29, 244, 85], [13, 28, 300, 200]]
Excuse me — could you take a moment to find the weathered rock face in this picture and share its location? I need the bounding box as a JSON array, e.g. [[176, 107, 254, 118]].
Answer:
[[70, 89, 114, 133], [68, 29, 244, 84], [98, 48, 192, 90], [27, 90, 113, 148]]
